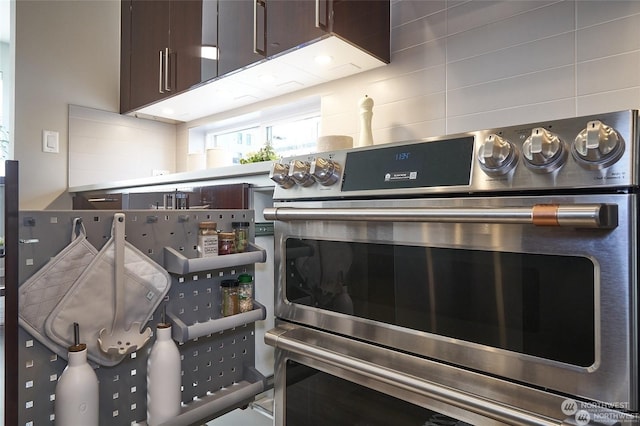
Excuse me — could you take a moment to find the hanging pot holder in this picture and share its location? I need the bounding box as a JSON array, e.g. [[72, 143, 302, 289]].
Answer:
[[45, 214, 171, 366], [19, 218, 98, 360]]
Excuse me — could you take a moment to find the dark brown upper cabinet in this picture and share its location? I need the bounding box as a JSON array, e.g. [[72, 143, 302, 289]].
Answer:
[[217, 0, 266, 77], [266, 0, 390, 63], [120, 0, 390, 116], [121, 0, 205, 113]]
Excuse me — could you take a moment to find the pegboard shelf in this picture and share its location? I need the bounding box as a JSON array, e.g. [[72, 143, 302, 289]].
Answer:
[[154, 367, 266, 426], [168, 301, 267, 344], [164, 243, 267, 275], [16, 209, 265, 426]]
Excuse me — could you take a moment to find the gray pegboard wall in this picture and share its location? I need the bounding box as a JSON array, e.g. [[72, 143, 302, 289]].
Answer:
[[17, 210, 266, 426]]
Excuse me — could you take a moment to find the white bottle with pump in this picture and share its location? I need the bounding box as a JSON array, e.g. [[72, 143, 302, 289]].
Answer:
[[55, 323, 99, 426], [147, 319, 182, 425]]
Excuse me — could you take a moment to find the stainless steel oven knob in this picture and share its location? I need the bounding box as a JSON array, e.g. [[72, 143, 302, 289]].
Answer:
[[477, 134, 518, 176], [310, 157, 342, 186], [572, 120, 624, 170], [522, 127, 567, 173], [289, 160, 316, 187], [269, 162, 296, 189]]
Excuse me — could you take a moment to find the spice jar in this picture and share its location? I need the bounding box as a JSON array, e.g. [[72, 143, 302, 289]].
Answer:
[[232, 222, 250, 253], [197, 222, 218, 258], [218, 232, 236, 255], [237, 274, 253, 313], [221, 279, 239, 316]]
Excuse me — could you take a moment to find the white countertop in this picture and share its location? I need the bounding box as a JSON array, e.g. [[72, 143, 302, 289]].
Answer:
[[67, 161, 276, 194]]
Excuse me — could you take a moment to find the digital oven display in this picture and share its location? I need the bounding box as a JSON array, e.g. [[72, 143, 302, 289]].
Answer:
[[342, 136, 475, 192]]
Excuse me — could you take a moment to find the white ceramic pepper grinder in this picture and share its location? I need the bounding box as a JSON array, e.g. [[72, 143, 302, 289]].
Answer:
[[358, 95, 374, 147], [55, 322, 99, 426], [146, 309, 181, 426]]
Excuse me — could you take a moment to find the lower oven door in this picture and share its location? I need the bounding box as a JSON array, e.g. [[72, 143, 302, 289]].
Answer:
[[265, 193, 638, 410], [266, 323, 636, 426]]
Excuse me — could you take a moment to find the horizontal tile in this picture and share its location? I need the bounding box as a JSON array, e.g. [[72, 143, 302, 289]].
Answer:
[[577, 87, 640, 116], [447, 1, 575, 62], [390, 39, 447, 72], [577, 51, 640, 95], [391, 9, 447, 52], [577, 13, 640, 61], [447, 66, 575, 117], [366, 65, 446, 105], [577, 0, 640, 29], [447, 32, 574, 90], [391, 0, 446, 28], [376, 118, 447, 144], [446, 0, 558, 36], [446, 100, 576, 134], [373, 92, 447, 131]]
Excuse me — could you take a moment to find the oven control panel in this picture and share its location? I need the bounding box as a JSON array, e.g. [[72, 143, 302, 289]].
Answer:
[[270, 110, 637, 200]]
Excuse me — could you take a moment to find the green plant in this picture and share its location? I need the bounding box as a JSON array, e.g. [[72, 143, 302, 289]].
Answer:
[[239, 142, 278, 164]]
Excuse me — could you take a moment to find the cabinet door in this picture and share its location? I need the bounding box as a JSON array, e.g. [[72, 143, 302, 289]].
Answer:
[[169, 0, 204, 93], [200, 0, 219, 83], [266, 0, 328, 57], [332, 0, 390, 63], [129, 0, 171, 110], [218, 0, 265, 76]]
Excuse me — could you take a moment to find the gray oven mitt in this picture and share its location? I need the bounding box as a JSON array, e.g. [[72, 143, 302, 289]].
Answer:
[[19, 218, 98, 360], [44, 214, 171, 366]]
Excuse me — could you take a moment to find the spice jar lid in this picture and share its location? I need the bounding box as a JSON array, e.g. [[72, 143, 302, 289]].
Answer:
[[237, 274, 253, 283], [199, 221, 217, 229], [221, 279, 239, 287], [232, 222, 251, 228], [219, 232, 235, 239]]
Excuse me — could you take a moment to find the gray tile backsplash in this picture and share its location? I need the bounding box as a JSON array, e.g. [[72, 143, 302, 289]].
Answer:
[[445, 1, 575, 63], [445, 0, 558, 36], [577, 13, 640, 61], [577, 51, 640, 96], [321, 0, 640, 140], [577, 0, 640, 29], [447, 32, 574, 90]]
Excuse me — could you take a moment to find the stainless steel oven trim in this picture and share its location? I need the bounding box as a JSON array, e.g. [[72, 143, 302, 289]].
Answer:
[[269, 193, 638, 409], [267, 323, 638, 426]]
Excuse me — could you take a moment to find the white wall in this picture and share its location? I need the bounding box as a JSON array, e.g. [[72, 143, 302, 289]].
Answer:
[[68, 105, 176, 188], [178, 0, 640, 170], [14, 0, 121, 209]]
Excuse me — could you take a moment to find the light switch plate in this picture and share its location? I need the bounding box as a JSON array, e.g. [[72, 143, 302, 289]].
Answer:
[[42, 130, 59, 153]]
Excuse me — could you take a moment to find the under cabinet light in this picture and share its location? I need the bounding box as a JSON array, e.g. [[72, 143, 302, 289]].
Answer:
[[201, 46, 219, 61], [259, 74, 276, 83], [314, 54, 333, 65]]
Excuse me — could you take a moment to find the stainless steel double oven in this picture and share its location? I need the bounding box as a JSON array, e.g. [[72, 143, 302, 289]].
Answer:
[[265, 110, 639, 425]]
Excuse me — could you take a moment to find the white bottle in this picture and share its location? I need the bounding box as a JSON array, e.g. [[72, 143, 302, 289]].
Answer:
[[358, 95, 374, 147], [55, 324, 99, 426], [147, 323, 182, 426]]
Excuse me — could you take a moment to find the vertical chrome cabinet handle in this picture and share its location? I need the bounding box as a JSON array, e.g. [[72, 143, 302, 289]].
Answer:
[[164, 47, 171, 92], [19, 239, 40, 244], [158, 50, 164, 94], [253, 0, 266, 55], [315, 0, 328, 29]]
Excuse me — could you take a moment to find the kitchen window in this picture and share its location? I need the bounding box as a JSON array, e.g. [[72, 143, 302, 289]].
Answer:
[[205, 115, 320, 163], [189, 96, 321, 166]]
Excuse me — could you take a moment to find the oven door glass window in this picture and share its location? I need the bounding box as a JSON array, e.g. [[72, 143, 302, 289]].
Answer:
[[284, 239, 595, 367], [285, 360, 470, 426]]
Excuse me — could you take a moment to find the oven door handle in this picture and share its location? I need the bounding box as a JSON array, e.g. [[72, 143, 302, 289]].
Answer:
[[267, 325, 567, 426], [263, 203, 618, 229]]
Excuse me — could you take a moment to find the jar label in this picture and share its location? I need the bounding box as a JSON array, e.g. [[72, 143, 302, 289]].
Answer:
[[198, 235, 219, 257]]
